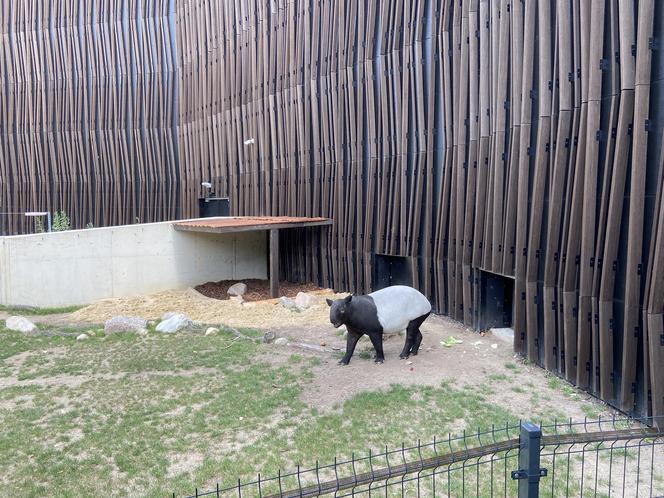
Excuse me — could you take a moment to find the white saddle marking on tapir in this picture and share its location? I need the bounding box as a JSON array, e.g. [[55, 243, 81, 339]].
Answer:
[[369, 285, 431, 334]]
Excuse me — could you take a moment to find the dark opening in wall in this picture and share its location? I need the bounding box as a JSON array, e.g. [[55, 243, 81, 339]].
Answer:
[[374, 254, 413, 291], [199, 197, 230, 218], [477, 270, 514, 331]]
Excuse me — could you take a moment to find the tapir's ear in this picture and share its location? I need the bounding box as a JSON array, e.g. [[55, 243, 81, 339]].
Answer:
[[344, 295, 353, 303], [326, 298, 333, 307]]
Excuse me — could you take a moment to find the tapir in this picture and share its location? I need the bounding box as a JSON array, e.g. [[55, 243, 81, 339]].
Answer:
[[326, 285, 431, 365]]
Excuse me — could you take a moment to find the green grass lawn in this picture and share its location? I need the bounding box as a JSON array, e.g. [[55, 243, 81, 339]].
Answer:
[[0, 321, 527, 498], [0, 304, 84, 316], [0, 321, 660, 497]]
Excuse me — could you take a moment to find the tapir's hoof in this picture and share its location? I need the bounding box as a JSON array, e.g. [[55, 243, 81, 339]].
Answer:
[[410, 351, 419, 356], [374, 358, 384, 364], [399, 353, 410, 360], [338, 359, 349, 366]]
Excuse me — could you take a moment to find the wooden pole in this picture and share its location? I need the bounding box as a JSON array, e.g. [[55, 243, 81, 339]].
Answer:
[[270, 228, 280, 299]]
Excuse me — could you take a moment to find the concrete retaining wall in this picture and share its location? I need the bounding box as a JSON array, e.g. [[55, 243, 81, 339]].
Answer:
[[0, 220, 267, 307]]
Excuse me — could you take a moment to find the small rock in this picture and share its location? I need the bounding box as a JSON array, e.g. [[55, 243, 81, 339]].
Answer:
[[407, 361, 413, 365], [137, 328, 149, 337], [76, 334, 88, 341], [263, 331, 276, 343], [275, 337, 288, 346], [104, 316, 147, 334], [332, 347, 341, 351], [229, 295, 244, 305], [279, 296, 297, 310], [491, 343, 498, 349], [491, 327, 515, 344], [205, 327, 219, 336], [227, 282, 248, 296], [295, 292, 317, 310], [5, 316, 37, 334], [156, 314, 192, 333], [320, 341, 326, 347], [87, 330, 96, 337]]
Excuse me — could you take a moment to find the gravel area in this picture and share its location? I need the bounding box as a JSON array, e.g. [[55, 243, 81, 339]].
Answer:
[[68, 285, 346, 330]]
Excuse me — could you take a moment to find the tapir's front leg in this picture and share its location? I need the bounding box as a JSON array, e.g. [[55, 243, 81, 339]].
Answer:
[[339, 328, 362, 365], [367, 331, 385, 363]]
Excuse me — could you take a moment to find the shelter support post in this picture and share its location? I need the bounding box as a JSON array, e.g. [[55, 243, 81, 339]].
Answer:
[[270, 229, 279, 298]]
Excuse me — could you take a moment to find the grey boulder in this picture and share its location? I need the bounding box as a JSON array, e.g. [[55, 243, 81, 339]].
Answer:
[[295, 292, 316, 310], [227, 283, 248, 296], [156, 313, 191, 333], [104, 316, 147, 334], [5, 316, 37, 335], [279, 297, 297, 310]]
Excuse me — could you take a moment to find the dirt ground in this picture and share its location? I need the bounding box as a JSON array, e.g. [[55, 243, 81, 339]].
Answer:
[[63, 283, 611, 422], [0, 311, 74, 327], [274, 316, 609, 422]]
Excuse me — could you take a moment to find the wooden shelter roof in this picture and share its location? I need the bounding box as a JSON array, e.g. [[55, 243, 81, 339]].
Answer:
[[172, 217, 332, 234]]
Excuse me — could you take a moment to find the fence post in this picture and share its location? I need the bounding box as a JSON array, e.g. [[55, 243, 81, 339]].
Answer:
[[511, 421, 547, 498]]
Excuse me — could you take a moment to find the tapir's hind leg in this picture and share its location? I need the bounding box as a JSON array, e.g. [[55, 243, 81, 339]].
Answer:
[[399, 329, 415, 359], [408, 312, 430, 356]]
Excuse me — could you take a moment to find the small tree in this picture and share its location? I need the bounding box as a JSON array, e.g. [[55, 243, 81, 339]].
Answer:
[[52, 211, 71, 232]]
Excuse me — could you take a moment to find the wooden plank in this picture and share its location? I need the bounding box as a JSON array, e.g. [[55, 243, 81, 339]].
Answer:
[[646, 313, 664, 424], [644, 133, 664, 419], [620, 0, 655, 411], [512, 0, 536, 354]]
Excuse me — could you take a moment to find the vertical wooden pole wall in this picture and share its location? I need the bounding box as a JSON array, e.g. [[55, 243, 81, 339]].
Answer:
[[2, 0, 664, 419], [0, 0, 180, 233]]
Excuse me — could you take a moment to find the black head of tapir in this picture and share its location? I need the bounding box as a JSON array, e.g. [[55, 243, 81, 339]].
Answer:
[[325, 286, 432, 365], [326, 295, 353, 328]]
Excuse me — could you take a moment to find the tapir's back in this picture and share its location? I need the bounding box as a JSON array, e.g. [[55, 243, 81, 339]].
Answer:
[[368, 285, 431, 334]]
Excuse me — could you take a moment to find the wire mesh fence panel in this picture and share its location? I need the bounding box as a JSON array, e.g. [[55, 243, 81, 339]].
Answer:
[[542, 439, 664, 498], [175, 418, 664, 498], [538, 418, 664, 498], [176, 423, 523, 498]]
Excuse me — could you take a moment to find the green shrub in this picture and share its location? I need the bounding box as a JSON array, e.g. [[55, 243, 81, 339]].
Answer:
[[52, 211, 71, 231]]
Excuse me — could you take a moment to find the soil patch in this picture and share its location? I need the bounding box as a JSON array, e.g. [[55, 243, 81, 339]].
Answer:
[[263, 315, 608, 423], [0, 311, 76, 327], [195, 279, 324, 302]]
